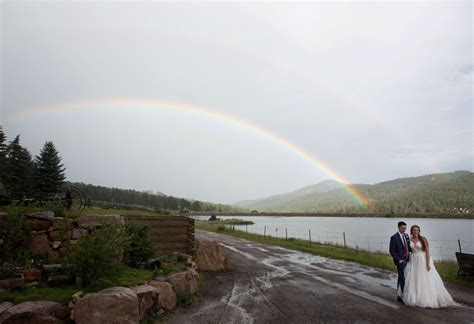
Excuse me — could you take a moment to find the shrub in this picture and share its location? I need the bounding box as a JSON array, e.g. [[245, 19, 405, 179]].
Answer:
[[123, 221, 155, 267], [2, 207, 28, 260], [216, 225, 227, 232], [65, 224, 125, 287]]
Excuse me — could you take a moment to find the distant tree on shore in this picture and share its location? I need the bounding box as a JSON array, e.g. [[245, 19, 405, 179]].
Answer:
[[33, 141, 66, 197], [191, 200, 202, 211]]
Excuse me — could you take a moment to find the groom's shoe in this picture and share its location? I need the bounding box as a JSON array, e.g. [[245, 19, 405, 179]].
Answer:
[[397, 297, 404, 304]]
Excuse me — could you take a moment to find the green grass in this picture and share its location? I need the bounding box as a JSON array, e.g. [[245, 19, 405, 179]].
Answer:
[[0, 267, 154, 304], [0, 206, 173, 218], [82, 207, 172, 217], [196, 222, 470, 284]]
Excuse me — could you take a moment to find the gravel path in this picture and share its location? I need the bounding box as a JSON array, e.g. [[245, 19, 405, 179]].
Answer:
[[167, 230, 474, 323]]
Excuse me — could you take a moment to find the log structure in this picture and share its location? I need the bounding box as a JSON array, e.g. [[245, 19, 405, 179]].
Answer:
[[124, 216, 195, 255]]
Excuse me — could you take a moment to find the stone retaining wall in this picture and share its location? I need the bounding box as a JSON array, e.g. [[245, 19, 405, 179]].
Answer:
[[0, 212, 195, 259]]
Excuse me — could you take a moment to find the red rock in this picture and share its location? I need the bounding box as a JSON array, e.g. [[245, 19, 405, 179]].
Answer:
[[52, 304, 70, 319], [49, 230, 72, 241], [74, 286, 139, 324], [131, 285, 159, 319], [167, 270, 198, 295], [148, 281, 177, 312], [47, 248, 61, 262], [29, 233, 51, 256], [195, 239, 226, 271], [51, 217, 74, 230], [0, 302, 13, 315], [224, 250, 236, 271], [0, 301, 61, 324]]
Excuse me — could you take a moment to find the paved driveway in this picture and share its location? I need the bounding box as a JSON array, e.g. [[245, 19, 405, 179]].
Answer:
[[167, 230, 474, 323]]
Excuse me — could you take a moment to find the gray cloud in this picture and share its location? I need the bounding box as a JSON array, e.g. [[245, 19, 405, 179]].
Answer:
[[1, 1, 472, 203]]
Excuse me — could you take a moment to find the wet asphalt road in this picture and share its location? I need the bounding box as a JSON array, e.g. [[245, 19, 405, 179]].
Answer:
[[167, 230, 474, 324]]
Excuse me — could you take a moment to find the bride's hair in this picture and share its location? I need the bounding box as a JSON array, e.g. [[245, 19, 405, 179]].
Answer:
[[410, 225, 427, 251]]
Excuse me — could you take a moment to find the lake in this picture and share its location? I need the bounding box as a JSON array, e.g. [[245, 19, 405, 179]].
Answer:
[[192, 215, 474, 261]]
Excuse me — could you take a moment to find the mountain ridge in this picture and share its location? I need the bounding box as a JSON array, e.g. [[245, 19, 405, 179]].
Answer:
[[234, 170, 473, 213]]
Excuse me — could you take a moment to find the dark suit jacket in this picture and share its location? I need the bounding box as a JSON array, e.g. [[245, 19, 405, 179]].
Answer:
[[389, 232, 412, 265]]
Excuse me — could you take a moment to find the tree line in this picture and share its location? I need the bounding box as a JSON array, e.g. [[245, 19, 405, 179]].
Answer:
[[0, 126, 238, 212], [0, 126, 66, 200], [70, 181, 238, 213]]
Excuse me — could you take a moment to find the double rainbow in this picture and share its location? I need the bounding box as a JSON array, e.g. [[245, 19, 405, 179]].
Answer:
[[4, 98, 371, 209]]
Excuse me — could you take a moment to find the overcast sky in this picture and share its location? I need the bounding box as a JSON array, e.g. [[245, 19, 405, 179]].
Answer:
[[1, 1, 472, 204]]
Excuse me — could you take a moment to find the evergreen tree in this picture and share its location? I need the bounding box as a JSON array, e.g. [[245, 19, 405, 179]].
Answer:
[[33, 141, 66, 197], [4, 135, 34, 199], [0, 127, 7, 194]]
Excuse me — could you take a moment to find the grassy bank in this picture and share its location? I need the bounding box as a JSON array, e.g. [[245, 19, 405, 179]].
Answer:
[[195, 222, 468, 284]]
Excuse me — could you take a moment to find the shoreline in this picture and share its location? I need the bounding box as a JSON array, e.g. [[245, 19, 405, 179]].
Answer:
[[186, 212, 474, 219], [195, 222, 470, 285]]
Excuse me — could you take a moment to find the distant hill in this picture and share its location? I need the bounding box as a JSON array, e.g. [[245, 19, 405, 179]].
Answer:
[[234, 171, 474, 214]]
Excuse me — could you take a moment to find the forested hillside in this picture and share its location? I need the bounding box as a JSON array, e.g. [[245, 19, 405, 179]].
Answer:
[[70, 182, 239, 213], [235, 171, 474, 214]]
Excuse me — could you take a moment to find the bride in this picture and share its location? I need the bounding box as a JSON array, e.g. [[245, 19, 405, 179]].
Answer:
[[402, 225, 455, 308]]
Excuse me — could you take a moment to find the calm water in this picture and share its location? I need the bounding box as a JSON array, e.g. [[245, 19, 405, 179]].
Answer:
[[192, 216, 474, 261]]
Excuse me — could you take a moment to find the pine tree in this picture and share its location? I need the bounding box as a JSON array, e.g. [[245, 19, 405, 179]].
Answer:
[[33, 141, 66, 197], [0, 127, 7, 194], [4, 135, 34, 199]]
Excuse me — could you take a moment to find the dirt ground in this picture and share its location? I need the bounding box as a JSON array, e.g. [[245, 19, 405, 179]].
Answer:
[[166, 230, 474, 323]]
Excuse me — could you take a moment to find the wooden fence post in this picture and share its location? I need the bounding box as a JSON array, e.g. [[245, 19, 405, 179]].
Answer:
[[264, 226, 266, 237], [309, 229, 312, 245], [343, 232, 346, 248], [286, 228, 288, 241]]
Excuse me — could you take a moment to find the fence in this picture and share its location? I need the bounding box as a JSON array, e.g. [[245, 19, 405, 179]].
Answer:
[[203, 222, 473, 261], [125, 216, 195, 255]]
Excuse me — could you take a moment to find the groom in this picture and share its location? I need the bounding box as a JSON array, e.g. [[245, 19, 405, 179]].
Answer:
[[389, 221, 412, 302]]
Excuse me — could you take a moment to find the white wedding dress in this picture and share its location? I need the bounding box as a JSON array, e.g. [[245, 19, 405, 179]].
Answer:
[[402, 240, 455, 308]]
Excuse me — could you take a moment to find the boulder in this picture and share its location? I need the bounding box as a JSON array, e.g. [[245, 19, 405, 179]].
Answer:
[[74, 286, 139, 324], [52, 304, 71, 320], [0, 302, 13, 315], [25, 217, 52, 231], [224, 250, 236, 271], [148, 281, 177, 312], [47, 248, 61, 263], [167, 270, 198, 295], [195, 239, 226, 271], [76, 215, 124, 230], [51, 217, 74, 230], [0, 301, 61, 324], [29, 233, 51, 256], [52, 241, 62, 249], [131, 285, 159, 320], [26, 211, 55, 220], [49, 230, 72, 241]]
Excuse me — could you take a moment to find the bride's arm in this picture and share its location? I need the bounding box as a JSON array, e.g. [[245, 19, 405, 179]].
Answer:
[[424, 237, 431, 271]]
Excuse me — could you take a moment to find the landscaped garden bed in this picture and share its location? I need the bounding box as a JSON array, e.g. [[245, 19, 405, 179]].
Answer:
[[0, 208, 202, 323]]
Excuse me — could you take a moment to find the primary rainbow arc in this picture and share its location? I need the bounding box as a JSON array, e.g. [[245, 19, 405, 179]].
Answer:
[[5, 97, 371, 210]]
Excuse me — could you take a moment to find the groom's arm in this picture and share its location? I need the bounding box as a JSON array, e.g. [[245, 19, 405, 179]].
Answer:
[[389, 236, 401, 263]]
